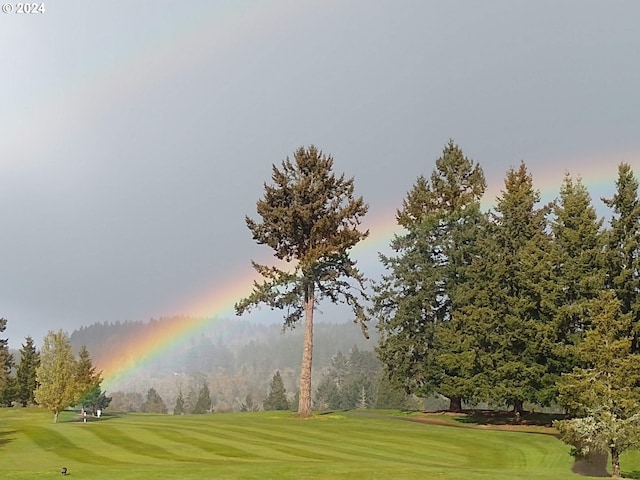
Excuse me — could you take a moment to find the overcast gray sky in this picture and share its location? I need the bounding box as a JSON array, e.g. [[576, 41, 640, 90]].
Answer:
[[1, 0, 639, 348]]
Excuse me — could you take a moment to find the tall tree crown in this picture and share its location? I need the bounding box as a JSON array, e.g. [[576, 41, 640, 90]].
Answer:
[[397, 140, 486, 228], [248, 145, 368, 266], [236, 145, 369, 327]]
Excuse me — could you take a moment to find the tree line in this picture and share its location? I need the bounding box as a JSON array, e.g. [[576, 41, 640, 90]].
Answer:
[[0, 326, 110, 422], [236, 142, 640, 475]]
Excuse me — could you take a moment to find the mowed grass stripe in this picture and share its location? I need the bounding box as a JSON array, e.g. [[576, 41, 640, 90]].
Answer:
[[217, 420, 454, 467], [82, 423, 217, 464], [149, 421, 339, 462], [21, 425, 132, 466], [140, 425, 275, 461], [233, 417, 470, 466]]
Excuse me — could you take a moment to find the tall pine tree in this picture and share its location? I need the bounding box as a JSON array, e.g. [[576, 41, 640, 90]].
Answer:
[[16, 336, 40, 407], [472, 163, 555, 414], [374, 140, 487, 411], [235, 145, 369, 418], [602, 163, 640, 352], [549, 174, 605, 378], [0, 318, 14, 404]]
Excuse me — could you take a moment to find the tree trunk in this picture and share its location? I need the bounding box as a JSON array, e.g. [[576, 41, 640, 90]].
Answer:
[[611, 448, 621, 478], [512, 399, 524, 417], [297, 285, 314, 418], [54, 411, 58, 424], [448, 396, 462, 412]]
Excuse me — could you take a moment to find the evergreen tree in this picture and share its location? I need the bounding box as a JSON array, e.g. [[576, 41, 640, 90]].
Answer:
[[341, 347, 379, 409], [263, 371, 290, 411], [142, 388, 167, 414], [602, 163, 640, 352], [549, 174, 605, 377], [469, 163, 555, 414], [374, 373, 413, 409], [556, 291, 640, 478], [75, 345, 103, 410], [0, 318, 14, 404], [80, 384, 112, 414], [314, 374, 342, 410], [0, 377, 16, 407], [191, 383, 212, 414], [235, 145, 369, 418], [173, 391, 185, 415], [240, 393, 260, 412], [374, 141, 487, 411], [34, 330, 79, 423], [16, 336, 40, 407]]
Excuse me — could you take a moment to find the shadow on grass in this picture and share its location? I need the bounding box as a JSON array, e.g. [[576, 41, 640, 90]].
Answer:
[[623, 471, 640, 479], [0, 430, 16, 448], [453, 410, 565, 427], [571, 451, 609, 477]]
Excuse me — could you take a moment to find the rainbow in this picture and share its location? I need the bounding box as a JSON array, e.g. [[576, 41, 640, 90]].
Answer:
[[10, 1, 632, 392], [0, 0, 334, 170], [100, 153, 638, 391]]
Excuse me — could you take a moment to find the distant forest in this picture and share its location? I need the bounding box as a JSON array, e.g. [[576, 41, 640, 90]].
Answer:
[[67, 317, 398, 413]]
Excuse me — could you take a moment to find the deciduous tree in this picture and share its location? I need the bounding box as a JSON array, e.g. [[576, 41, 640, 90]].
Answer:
[[236, 145, 369, 417], [34, 330, 79, 423]]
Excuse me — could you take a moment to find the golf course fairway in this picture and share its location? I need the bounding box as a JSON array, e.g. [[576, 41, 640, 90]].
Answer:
[[1, 408, 637, 479]]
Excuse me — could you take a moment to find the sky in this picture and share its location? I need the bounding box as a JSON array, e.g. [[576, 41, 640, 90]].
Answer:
[[1, 0, 639, 349]]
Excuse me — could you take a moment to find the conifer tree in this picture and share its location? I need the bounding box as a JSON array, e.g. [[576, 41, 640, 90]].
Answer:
[[469, 163, 555, 414], [314, 375, 341, 410], [192, 383, 212, 414], [0, 318, 14, 403], [602, 163, 640, 352], [556, 291, 640, 478], [263, 371, 290, 411], [16, 336, 40, 407], [549, 174, 605, 375], [240, 393, 260, 412], [236, 146, 369, 418], [374, 373, 413, 409], [75, 346, 103, 410], [142, 388, 167, 414], [173, 391, 185, 415], [374, 140, 487, 411]]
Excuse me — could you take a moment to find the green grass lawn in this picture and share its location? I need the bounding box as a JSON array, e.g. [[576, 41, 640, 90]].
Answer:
[[0, 407, 636, 479]]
